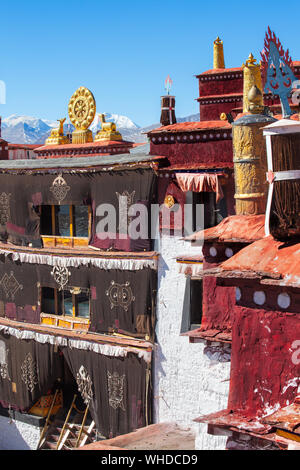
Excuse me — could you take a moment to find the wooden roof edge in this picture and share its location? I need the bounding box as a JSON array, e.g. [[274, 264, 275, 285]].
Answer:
[[0, 243, 159, 261], [0, 318, 154, 351], [215, 269, 283, 281]]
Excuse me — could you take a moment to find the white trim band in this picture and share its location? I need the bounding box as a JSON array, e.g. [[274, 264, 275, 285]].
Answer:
[[0, 249, 158, 271], [267, 169, 300, 182], [0, 324, 152, 363]]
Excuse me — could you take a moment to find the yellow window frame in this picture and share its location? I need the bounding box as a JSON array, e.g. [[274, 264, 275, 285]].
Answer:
[[41, 204, 92, 248]]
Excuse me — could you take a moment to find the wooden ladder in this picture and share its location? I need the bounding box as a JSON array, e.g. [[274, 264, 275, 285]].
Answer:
[[56, 395, 95, 450], [37, 389, 59, 450]]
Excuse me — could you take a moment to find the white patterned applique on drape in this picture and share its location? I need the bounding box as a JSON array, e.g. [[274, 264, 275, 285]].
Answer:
[[107, 371, 126, 411], [0, 193, 11, 225], [50, 174, 70, 204], [76, 365, 93, 405], [106, 281, 135, 312], [51, 266, 71, 291], [21, 352, 38, 393], [0, 271, 23, 300], [116, 190, 135, 233], [0, 340, 11, 381]]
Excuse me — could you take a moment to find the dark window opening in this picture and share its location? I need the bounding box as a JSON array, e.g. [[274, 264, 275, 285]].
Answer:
[[41, 286, 90, 319], [56, 205, 70, 237], [180, 278, 203, 333], [190, 279, 203, 328], [41, 287, 59, 315], [192, 191, 228, 232], [40, 205, 90, 238], [40, 205, 53, 235], [73, 205, 89, 237]]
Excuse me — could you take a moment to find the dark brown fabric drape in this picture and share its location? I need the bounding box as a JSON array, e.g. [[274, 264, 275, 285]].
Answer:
[[0, 256, 156, 338], [89, 267, 156, 339], [0, 169, 157, 251], [62, 348, 151, 438], [0, 331, 63, 411], [0, 173, 90, 245], [0, 256, 39, 323], [90, 169, 157, 252]]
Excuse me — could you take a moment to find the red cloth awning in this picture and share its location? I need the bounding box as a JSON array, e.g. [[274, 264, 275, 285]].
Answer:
[[175, 173, 224, 202]]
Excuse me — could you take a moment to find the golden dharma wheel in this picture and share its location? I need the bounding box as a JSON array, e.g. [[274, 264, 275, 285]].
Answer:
[[68, 87, 96, 130]]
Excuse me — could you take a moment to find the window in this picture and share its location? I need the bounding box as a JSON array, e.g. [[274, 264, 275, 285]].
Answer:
[[40, 286, 90, 331], [190, 279, 203, 329], [40, 204, 91, 248], [180, 278, 203, 333], [186, 191, 228, 233]]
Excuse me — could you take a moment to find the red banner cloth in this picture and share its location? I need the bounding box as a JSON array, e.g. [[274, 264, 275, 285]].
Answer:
[[176, 173, 224, 202]]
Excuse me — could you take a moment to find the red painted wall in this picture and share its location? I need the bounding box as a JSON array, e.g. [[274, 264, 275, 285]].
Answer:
[[197, 70, 243, 120], [198, 74, 243, 98], [228, 305, 300, 418], [197, 66, 300, 121], [158, 176, 186, 233], [201, 276, 235, 332], [199, 100, 242, 122], [200, 243, 239, 332], [0, 140, 8, 160], [150, 139, 233, 167]]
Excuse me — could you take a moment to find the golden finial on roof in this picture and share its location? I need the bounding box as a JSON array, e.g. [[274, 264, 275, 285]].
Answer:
[[45, 118, 69, 146], [213, 36, 225, 69], [243, 53, 257, 67], [242, 53, 263, 113], [68, 86, 96, 144], [214, 36, 222, 45], [94, 113, 123, 142]]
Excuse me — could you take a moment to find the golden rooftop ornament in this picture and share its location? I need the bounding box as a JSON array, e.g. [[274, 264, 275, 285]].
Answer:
[[213, 36, 225, 69], [242, 53, 263, 113], [243, 53, 257, 67], [68, 86, 96, 144], [45, 118, 69, 146], [94, 113, 123, 142]]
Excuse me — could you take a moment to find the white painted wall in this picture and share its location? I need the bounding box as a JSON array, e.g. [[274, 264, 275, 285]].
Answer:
[[0, 415, 41, 450], [153, 235, 231, 450]]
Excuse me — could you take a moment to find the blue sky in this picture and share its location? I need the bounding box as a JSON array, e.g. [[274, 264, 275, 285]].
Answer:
[[0, 0, 299, 126]]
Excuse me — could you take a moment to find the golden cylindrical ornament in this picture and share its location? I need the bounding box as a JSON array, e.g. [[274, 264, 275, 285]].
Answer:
[[242, 54, 263, 113], [232, 115, 275, 215], [213, 37, 225, 69]]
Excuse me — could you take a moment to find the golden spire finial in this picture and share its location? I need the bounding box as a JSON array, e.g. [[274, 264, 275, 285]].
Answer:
[[214, 36, 222, 45], [213, 36, 225, 69], [242, 53, 263, 113], [243, 53, 257, 68]]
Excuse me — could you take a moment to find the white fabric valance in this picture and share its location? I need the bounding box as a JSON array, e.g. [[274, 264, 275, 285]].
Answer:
[[0, 324, 152, 363], [0, 249, 157, 271]]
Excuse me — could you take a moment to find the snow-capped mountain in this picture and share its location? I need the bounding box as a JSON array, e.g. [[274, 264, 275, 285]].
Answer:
[[0, 112, 200, 145], [1, 115, 57, 145], [90, 113, 140, 133], [1, 113, 141, 145]]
